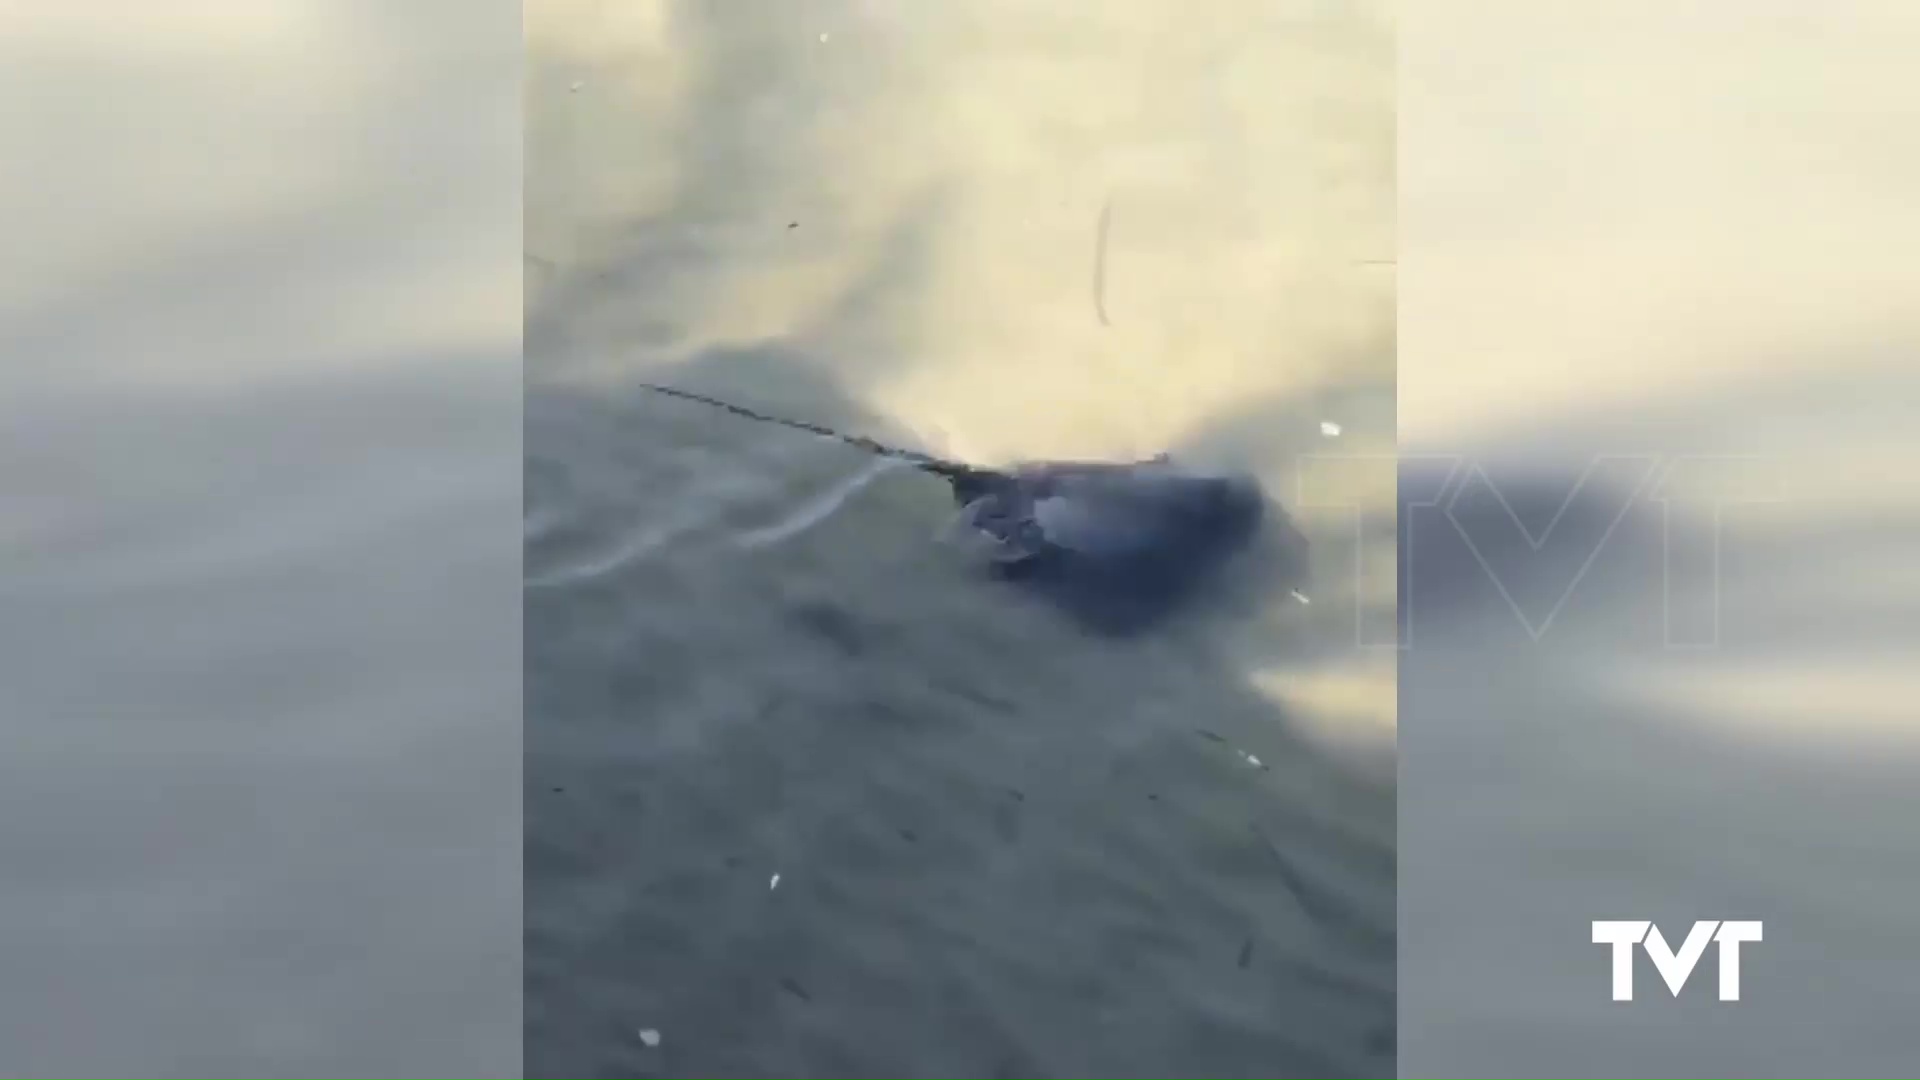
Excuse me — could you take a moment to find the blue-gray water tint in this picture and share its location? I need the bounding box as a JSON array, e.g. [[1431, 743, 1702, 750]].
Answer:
[[1396, 379, 1920, 1077], [3, 371, 522, 1077], [524, 2, 1396, 1074], [0, 3, 523, 1075], [524, 360, 1395, 1077]]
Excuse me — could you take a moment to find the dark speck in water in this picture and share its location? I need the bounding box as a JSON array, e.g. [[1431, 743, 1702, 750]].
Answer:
[[779, 977, 811, 1002], [947, 682, 1018, 714], [788, 601, 864, 656]]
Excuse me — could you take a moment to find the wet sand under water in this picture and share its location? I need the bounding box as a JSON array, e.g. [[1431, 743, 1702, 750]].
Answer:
[[525, 2, 1396, 1074], [524, 380, 1395, 1078]]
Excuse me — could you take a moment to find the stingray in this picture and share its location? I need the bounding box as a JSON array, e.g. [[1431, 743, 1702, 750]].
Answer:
[[939, 454, 1280, 634], [633, 383, 1296, 633]]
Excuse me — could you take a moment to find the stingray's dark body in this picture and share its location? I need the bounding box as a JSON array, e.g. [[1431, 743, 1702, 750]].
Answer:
[[945, 457, 1270, 635]]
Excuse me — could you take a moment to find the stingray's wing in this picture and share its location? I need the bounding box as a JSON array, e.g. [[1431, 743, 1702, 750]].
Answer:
[[1029, 491, 1175, 556], [939, 497, 990, 540], [943, 497, 1049, 563], [1030, 468, 1262, 556]]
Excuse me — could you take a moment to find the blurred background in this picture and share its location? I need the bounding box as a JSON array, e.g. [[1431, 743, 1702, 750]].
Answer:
[[1398, 3, 1920, 1076], [0, 1, 520, 1076], [526, 0, 1396, 1076]]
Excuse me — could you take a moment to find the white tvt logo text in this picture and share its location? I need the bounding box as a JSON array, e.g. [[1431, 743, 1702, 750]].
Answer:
[[1592, 920, 1763, 1001]]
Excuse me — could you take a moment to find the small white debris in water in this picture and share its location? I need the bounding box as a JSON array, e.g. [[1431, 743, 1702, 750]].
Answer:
[[569, 81, 583, 93], [1239, 750, 1264, 769], [769, 873, 781, 890], [818, 31, 830, 43], [638, 1028, 661, 1048], [1319, 420, 1342, 437], [1290, 589, 1311, 605]]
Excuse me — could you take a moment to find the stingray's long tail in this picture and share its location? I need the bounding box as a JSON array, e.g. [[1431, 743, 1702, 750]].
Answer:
[[637, 382, 989, 487]]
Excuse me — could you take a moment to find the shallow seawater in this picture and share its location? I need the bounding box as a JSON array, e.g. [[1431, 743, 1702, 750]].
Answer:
[[524, 1, 1396, 1074], [525, 382, 1396, 1078]]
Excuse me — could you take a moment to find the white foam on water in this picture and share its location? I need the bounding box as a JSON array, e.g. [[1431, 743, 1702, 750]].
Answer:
[[524, 511, 708, 589], [527, 468, 778, 588], [732, 457, 906, 549]]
